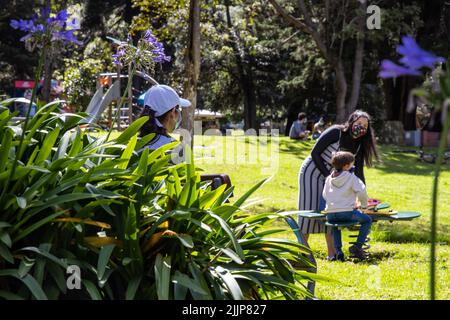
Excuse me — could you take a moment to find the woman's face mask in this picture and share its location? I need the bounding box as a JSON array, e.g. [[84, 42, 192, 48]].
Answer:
[[351, 123, 367, 139]]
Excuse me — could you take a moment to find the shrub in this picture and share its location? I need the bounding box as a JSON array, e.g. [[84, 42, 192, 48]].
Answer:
[[0, 99, 319, 300]]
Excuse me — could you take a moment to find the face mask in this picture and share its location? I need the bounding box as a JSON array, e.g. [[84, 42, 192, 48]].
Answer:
[[351, 124, 367, 138], [175, 109, 182, 130]]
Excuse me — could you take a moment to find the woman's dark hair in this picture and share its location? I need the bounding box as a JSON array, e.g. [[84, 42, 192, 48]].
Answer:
[[138, 106, 172, 137], [339, 110, 379, 167]]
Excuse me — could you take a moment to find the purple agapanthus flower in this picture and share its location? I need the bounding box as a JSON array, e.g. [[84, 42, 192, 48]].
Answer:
[[379, 35, 444, 79], [10, 7, 82, 46], [112, 29, 170, 67], [397, 35, 445, 70]]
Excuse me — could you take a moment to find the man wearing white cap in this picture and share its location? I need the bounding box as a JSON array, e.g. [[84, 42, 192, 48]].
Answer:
[[138, 84, 191, 150]]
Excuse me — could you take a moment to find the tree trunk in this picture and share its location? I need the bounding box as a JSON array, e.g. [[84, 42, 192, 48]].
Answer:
[[382, 78, 394, 120], [345, 1, 367, 117], [225, 0, 257, 130], [243, 66, 257, 130], [181, 0, 201, 143], [335, 60, 348, 123]]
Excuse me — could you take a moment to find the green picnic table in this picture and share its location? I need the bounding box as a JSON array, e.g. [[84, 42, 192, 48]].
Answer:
[[291, 210, 421, 223], [283, 209, 421, 298]]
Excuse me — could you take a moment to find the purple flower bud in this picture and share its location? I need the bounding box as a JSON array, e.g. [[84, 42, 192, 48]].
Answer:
[[20, 33, 33, 42], [397, 35, 445, 70], [112, 54, 121, 65], [52, 29, 82, 45], [144, 29, 152, 39], [40, 6, 50, 19], [379, 60, 422, 79], [10, 19, 19, 29], [56, 9, 69, 22], [152, 51, 171, 63], [13, 19, 34, 32]]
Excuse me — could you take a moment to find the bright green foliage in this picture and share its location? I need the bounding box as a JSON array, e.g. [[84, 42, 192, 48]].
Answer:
[[0, 99, 320, 300]]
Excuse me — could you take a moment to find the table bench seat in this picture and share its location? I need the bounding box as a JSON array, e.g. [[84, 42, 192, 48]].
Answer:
[[291, 210, 421, 223]]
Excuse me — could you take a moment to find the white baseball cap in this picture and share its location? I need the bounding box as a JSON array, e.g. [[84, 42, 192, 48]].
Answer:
[[143, 84, 191, 117]]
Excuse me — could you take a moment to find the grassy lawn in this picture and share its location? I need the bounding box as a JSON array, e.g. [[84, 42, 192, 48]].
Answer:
[[194, 134, 450, 300]]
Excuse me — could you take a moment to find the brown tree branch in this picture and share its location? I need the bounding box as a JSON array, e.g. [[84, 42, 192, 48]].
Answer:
[[268, 0, 311, 34], [297, 0, 315, 28], [268, 0, 349, 122], [268, 0, 331, 62]]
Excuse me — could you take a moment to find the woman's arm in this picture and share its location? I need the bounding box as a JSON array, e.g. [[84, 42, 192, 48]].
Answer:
[[352, 175, 369, 208], [310, 127, 340, 177], [355, 151, 365, 184]]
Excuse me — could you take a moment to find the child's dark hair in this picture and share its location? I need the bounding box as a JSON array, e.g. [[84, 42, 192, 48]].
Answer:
[[331, 151, 355, 171]]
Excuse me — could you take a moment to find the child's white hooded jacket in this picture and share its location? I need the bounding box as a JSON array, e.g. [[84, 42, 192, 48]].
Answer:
[[322, 171, 368, 213]]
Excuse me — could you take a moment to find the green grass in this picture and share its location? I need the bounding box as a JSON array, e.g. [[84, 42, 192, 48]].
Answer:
[[194, 134, 450, 300]]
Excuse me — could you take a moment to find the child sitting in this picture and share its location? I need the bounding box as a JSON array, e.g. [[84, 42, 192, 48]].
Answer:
[[322, 151, 372, 261]]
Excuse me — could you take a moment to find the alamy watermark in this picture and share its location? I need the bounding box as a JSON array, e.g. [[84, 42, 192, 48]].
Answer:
[[66, 265, 81, 290], [367, 4, 381, 30], [171, 121, 280, 175], [365, 265, 382, 290]]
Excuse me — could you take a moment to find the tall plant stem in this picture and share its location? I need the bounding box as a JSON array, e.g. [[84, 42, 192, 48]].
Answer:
[[430, 110, 450, 300]]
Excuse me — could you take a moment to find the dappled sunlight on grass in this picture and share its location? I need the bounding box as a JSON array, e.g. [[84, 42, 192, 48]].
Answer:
[[195, 135, 450, 300]]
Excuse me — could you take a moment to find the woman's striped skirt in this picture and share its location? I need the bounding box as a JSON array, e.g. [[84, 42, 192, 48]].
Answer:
[[298, 156, 332, 234]]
